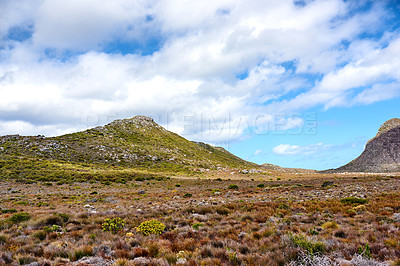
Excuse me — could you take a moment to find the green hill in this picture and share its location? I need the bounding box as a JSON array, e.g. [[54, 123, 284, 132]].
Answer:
[[0, 116, 257, 183]]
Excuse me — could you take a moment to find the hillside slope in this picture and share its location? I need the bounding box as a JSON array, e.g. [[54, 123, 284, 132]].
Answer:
[[327, 118, 400, 173], [0, 116, 257, 182]]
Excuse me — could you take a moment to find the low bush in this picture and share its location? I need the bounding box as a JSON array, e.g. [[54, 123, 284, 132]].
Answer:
[[289, 234, 325, 255], [37, 215, 64, 226], [192, 222, 203, 230], [136, 219, 166, 236], [321, 221, 339, 229], [334, 230, 347, 238], [340, 197, 368, 205], [228, 184, 239, 189], [9, 212, 31, 224], [1, 209, 17, 214], [102, 217, 125, 234], [358, 243, 372, 258], [321, 181, 334, 187]]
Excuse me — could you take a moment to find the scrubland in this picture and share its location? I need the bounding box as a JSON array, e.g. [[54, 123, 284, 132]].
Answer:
[[0, 173, 399, 265]]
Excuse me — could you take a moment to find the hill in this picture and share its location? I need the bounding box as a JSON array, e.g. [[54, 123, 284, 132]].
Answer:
[[0, 116, 257, 183], [326, 118, 400, 173]]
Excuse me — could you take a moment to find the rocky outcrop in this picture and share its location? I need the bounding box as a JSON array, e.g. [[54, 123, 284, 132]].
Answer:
[[374, 118, 400, 138], [330, 118, 400, 173]]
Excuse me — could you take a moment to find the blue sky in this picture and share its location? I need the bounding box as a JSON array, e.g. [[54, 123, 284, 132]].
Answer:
[[0, 0, 399, 170]]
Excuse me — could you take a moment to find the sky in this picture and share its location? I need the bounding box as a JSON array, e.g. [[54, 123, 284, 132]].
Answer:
[[0, 0, 400, 170]]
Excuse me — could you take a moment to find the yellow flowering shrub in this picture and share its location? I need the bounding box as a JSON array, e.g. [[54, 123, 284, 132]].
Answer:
[[136, 219, 166, 236]]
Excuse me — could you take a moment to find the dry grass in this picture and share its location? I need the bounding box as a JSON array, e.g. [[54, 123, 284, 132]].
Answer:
[[0, 173, 399, 265]]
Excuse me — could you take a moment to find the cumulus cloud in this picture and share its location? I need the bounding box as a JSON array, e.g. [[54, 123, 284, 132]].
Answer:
[[0, 0, 399, 144]]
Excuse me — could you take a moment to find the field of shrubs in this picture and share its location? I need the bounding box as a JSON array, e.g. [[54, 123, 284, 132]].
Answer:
[[0, 173, 399, 265]]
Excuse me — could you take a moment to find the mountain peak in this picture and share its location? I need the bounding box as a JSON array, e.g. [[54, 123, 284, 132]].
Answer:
[[327, 117, 400, 173], [376, 118, 400, 138], [107, 115, 157, 129]]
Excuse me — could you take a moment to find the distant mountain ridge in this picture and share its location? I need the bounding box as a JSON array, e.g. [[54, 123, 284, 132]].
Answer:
[[327, 118, 400, 173]]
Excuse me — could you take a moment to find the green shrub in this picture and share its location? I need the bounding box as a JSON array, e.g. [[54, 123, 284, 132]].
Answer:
[[1, 208, 17, 214], [192, 222, 203, 230], [228, 184, 239, 189], [309, 227, 319, 235], [340, 197, 368, 205], [43, 225, 62, 232], [257, 184, 265, 188], [289, 234, 325, 255], [102, 217, 125, 234], [89, 234, 96, 241], [136, 219, 166, 236], [9, 212, 31, 224], [183, 193, 192, 198], [211, 189, 220, 194], [358, 243, 372, 258]]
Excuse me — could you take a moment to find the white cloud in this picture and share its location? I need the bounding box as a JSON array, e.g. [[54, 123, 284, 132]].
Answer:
[[32, 0, 149, 50], [266, 35, 400, 113], [353, 82, 400, 105], [0, 0, 37, 39], [0, 0, 399, 144], [273, 142, 333, 155], [0, 120, 79, 137], [254, 149, 262, 156], [273, 144, 301, 155]]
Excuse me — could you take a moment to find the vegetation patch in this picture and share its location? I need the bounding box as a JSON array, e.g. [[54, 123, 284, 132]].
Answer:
[[289, 234, 325, 255], [340, 197, 368, 205], [136, 219, 166, 236], [9, 212, 31, 224], [102, 217, 125, 234]]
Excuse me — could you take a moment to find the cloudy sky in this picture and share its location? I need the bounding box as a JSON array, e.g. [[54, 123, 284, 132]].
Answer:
[[1, 0, 400, 170]]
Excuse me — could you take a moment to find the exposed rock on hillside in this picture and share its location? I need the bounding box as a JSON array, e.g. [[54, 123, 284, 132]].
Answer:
[[328, 118, 400, 173], [375, 118, 400, 138]]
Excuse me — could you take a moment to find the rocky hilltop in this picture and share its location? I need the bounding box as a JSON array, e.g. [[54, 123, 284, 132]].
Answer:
[[330, 118, 400, 173], [0, 116, 262, 182], [0, 116, 256, 177]]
